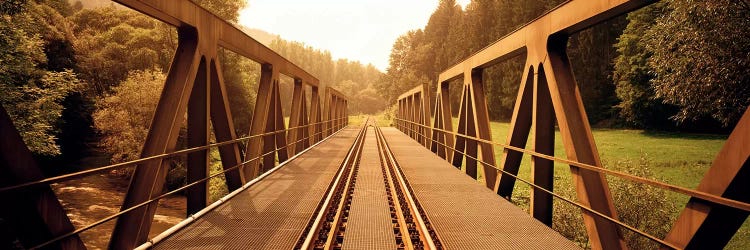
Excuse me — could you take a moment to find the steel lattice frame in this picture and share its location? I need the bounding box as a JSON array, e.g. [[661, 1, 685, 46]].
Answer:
[[395, 0, 750, 249], [0, 0, 349, 249]]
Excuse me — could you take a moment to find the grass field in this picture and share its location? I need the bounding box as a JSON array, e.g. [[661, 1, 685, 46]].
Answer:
[[351, 114, 748, 249]]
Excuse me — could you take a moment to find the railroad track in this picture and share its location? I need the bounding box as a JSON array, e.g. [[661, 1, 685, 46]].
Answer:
[[295, 118, 442, 250]]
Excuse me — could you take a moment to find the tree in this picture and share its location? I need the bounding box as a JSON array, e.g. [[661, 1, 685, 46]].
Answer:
[[0, 0, 83, 156], [644, 0, 750, 127], [192, 0, 245, 23], [378, 30, 429, 105], [567, 17, 627, 124], [612, 3, 676, 129], [218, 49, 259, 136], [93, 69, 165, 162], [71, 7, 175, 95]]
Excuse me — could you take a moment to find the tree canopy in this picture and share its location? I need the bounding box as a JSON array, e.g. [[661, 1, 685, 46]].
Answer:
[[381, 0, 750, 130]]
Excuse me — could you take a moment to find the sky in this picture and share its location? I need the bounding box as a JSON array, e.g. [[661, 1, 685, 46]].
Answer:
[[239, 0, 470, 72]]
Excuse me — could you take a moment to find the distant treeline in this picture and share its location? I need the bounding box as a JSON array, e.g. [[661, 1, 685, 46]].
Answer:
[[376, 0, 750, 132]]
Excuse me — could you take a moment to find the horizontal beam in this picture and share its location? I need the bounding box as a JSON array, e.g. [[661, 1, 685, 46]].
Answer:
[[112, 0, 319, 87], [438, 0, 653, 83], [326, 87, 348, 101], [398, 84, 427, 100]]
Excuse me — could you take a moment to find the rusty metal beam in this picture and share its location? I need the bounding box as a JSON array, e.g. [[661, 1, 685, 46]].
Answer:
[[0, 106, 85, 250], [288, 80, 305, 155], [0, 1, 352, 248], [433, 82, 455, 161], [467, 69, 498, 189], [426, 1, 659, 248], [208, 59, 244, 189], [271, 81, 289, 164], [530, 65, 555, 226], [544, 36, 625, 250], [438, 0, 653, 83], [243, 64, 276, 179], [310, 86, 322, 143], [665, 109, 750, 249], [110, 27, 202, 249], [186, 57, 209, 215], [451, 87, 469, 170], [496, 65, 534, 198], [112, 0, 319, 86]]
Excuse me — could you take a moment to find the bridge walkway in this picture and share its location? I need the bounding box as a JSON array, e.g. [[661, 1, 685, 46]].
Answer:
[[151, 126, 579, 249], [381, 127, 579, 249], [153, 128, 360, 249]]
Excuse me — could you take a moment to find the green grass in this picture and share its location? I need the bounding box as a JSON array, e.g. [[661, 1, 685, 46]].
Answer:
[[395, 116, 746, 248], [485, 120, 750, 249], [348, 113, 393, 127]]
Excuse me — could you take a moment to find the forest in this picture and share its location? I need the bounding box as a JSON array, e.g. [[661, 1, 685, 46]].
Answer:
[[376, 0, 750, 132], [0, 0, 384, 177]]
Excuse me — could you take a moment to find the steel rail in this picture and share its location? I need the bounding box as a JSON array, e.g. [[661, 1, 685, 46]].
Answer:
[[0, 117, 347, 193], [394, 118, 750, 212], [396, 124, 681, 249], [298, 121, 368, 250], [28, 124, 350, 250], [376, 124, 439, 250], [374, 119, 418, 249], [320, 120, 366, 249]]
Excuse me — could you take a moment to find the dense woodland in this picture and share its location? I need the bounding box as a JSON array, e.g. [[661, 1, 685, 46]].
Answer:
[[0, 0, 383, 174], [377, 0, 750, 131]]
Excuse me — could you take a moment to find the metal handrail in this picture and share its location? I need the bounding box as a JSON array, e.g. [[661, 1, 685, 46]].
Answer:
[[29, 122, 350, 249], [0, 116, 347, 193], [394, 117, 750, 212], [394, 122, 681, 249]]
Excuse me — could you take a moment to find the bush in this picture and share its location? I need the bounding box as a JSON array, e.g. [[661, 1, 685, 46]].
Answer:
[[552, 156, 676, 249], [208, 148, 229, 202]]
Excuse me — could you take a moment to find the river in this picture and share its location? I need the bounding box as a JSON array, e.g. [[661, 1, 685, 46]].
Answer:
[[51, 172, 186, 249]]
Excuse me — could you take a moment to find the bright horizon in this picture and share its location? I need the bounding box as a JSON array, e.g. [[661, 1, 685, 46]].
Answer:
[[239, 0, 470, 72]]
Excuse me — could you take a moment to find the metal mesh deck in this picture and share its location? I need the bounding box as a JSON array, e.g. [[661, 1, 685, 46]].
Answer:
[[154, 128, 359, 249], [380, 127, 581, 250], [342, 127, 396, 249]]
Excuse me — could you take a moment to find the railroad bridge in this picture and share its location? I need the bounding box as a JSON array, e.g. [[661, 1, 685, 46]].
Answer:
[[1, 0, 749, 249]]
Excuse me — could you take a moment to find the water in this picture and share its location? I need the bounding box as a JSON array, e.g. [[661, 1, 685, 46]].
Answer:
[[52, 173, 185, 249]]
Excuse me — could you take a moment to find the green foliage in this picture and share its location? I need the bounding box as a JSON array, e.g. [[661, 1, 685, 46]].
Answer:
[[71, 7, 175, 95], [377, 30, 430, 104], [0, 0, 27, 15], [612, 3, 676, 129], [208, 148, 229, 202], [567, 17, 627, 124], [381, 0, 573, 121], [1, 0, 83, 156], [192, 0, 246, 23], [553, 157, 676, 249], [218, 49, 259, 136], [93, 69, 165, 162], [644, 0, 750, 127], [1, 70, 82, 156]]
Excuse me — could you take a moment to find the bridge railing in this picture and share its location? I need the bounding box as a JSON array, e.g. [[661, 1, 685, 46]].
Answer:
[[0, 0, 349, 249], [395, 0, 750, 249]]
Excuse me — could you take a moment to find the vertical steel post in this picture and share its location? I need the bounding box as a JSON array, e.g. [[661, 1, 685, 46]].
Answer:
[[0, 106, 85, 250], [530, 65, 555, 226], [186, 58, 209, 215]]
